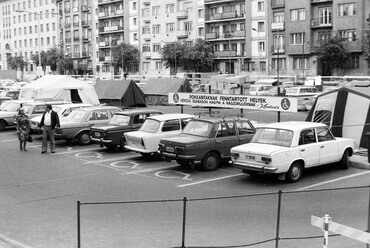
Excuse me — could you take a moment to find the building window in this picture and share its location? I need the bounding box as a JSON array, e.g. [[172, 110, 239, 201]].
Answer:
[[184, 21, 193, 31], [271, 58, 286, 70], [258, 41, 265, 52], [152, 6, 160, 16], [260, 61, 266, 71], [290, 32, 305, 45], [257, 22, 265, 32], [338, 3, 356, 17], [166, 23, 174, 33], [246, 62, 255, 71], [319, 7, 332, 25], [339, 29, 356, 41], [153, 43, 160, 52], [142, 26, 150, 34], [273, 11, 284, 23], [293, 57, 309, 69], [142, 45, 150, 52], [257, 1, 264, 12], [143, 62, 150, 70], [133, 33, 138, 41], [198, 9, 204, 18], [290, 8, 306, 21], [132, 2, 137, 10], [166, 4, 174, 14], [152, 24, 160, 34], [142, 8, 149, 17], [155, 61, 162, 70], [133, 17, 137, 26], [198, 27, 204, 36], [345, 55, 360, 69]]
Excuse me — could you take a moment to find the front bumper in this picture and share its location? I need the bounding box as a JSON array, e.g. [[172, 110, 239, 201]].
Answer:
[[91, 137, 113, 145], [232, 161, 278, 173]]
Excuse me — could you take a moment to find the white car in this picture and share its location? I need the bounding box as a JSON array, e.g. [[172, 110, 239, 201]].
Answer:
[[230, 121, 355, 183], [29, 103, 93, 134], [285, 86, 321, 111], [124, 113, 195, 157]]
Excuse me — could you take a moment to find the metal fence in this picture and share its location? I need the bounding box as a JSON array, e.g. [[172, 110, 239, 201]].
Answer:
[[76, 185, 370, 248]]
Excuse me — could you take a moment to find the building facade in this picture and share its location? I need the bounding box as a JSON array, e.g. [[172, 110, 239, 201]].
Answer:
[[0, 0, 58, 72]]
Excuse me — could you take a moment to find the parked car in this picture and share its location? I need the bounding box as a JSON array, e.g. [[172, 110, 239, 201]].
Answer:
[[29, 103, 94, 134], [249, 84, 274, 96], [0, 97, 12, 106], [159, 115, 257, 171], [285, 86, 321, 111], [55, 106, 122, 145], [124, 113, 195, 157], [90, 109, 162, 151], [0, 99, 31, 131], [230, 121, 355, 183]]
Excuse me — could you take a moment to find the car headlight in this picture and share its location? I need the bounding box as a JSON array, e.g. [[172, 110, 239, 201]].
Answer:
[[231, 152, 239, 159], [261, 157, 271, 164]]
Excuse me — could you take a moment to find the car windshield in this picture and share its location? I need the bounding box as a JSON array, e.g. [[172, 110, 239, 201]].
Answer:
[[182, 120, 212, 137], [1, 102, 19, 112], [53, 106, 64, 115], [251, 128, 293, 147], [22, 104, 34, 115], [286, 88, 299, 94], [110, 114, 130, 125], [140, 119, 160, 133], [64, 109, 86, 121]]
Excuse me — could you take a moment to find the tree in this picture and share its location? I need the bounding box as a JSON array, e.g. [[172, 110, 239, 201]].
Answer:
[[7, 55, 27, 80], [31, 51, 48, 70], [315, 34, 350, 75], [362, 28, 370, 66], [160, 41, 186, 75], [183, 39, 213, 72], [112, 42, 139, 74]]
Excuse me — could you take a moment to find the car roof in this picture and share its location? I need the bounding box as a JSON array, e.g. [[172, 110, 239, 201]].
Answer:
[[195, 116, 251, 124], [258, 121, 327, 131], [52, 103, 94, 109], [78, 105, 122, 111], [115, 109, 162, 116], [22, 100, 70, 105], [148, 113, 194, 121]]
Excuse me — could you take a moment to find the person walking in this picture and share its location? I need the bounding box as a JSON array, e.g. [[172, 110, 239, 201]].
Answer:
[[39, 104, 60, 154], [14, 108, 30, 151]]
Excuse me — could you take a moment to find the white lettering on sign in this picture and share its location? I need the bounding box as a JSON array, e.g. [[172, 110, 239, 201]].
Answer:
[[154, 170, 192, 180], [168, 92, 298, 112]]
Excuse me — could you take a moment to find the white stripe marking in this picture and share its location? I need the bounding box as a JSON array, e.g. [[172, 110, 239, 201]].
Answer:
[[83, 155, 138, 164], [177, 173, 244, 188], [1, 139, 17, 142], [298, 171, 370, 190], [54, 147, 103, 154], [125, 165, 179, 175]]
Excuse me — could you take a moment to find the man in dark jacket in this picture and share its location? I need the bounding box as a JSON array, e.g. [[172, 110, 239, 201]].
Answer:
[[39, 104, 60, 153]]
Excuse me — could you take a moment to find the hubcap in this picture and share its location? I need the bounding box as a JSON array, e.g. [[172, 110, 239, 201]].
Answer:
[[291, 166, 300, 179]]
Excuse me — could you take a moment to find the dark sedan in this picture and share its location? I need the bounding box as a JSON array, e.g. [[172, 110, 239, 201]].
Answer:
[[90, 109, 162, 151]]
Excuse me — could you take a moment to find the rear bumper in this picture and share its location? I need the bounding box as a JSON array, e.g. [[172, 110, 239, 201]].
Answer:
[[91, 137, 113, 145], [124, 144, 152, 154], [232, 161, 278, 173], [161, 151, 197, 160]]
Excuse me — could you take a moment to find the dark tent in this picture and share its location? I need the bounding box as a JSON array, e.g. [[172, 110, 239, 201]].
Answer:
[[306, 87, 370, 149], [141, 78, 192, 105], [94, 79, 146, 107]]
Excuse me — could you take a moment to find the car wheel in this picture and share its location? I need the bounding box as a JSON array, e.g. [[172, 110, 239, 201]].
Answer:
[[77, 132, 91, 145], [0, 120, 6, 131], [339, 149, 349, 170], [285, 161, 303, 183], [201, 152, 220, 171], [140, 152, 151, 158], [120, 138, 127, 152]]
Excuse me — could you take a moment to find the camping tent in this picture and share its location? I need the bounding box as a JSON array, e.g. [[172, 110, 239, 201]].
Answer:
[[94, 79, 146, 107], [19, 75, 100, 105], [306, 87, 370, 149], [141, 78, 192, 105]]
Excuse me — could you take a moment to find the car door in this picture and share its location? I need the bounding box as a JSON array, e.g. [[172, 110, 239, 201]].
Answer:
[[298, 128, 320, 167], [316, 127, 339, 164], [236, 120, 255, 145], [215, 121, 238, 157]]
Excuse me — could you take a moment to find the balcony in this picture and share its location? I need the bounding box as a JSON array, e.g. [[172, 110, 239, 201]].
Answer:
[[142, 33, 151, 40], [98, 12, 107, 18], [73, 37, 80, 42], [311, 18, 332, 28], [65, 23, 71, 28], [73, 22, 79, 27], [177, 30, 189, 38], [65, 8, 71, 13], [82, 36, 89, 42], [116, 9, 124, 15], [81, 21, 91, 26], [99, 26, 124, 33], [65, 38, 72, 43], [213, 51, 237, 57], [82, 51, 91, 57], [99, 41, 109, 47], [98, 0, 122, 5], [271, 44, 286, 54], [205, 32, 219, 39], [81, 5, 89, 12], [142, 52, 151, 59], [205, 0, 239, 4], [271, 0, 285, 8], [143, 0, 150, 5], [73, 7, 79, 12], [271, 22, 285, 31], [177, 10, 188, 19], [311, 0, 332, 3], [210, 11, 238, 21]]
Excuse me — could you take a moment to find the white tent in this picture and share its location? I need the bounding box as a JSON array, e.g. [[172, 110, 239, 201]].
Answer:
[[19, 75, 100, 105]]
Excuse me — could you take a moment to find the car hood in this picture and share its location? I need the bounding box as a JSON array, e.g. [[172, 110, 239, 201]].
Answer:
[[125, 130, 150, 138], [91, 125, 127, 132], [30, 116, 42, 122], [231, 143, 288, 156], [161, 134, 208, 145]]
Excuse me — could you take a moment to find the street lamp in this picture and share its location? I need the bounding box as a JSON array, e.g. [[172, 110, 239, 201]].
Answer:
[[16, 10, 41, 76]]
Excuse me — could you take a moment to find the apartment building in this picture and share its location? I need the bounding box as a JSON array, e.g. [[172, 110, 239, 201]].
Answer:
[[0, 0, 58, 72], [56, 0, 97, 74], [139, 0, 204, 77], [269, 0, 370, 77]]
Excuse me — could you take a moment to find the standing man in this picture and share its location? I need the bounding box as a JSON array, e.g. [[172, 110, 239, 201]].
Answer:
[[39, 104, 60, 153]]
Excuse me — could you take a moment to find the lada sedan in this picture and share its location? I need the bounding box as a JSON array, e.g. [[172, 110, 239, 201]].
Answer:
[[0, 99, 30, 131], [230, 121, 355, 183], [285, 86, 321, 111], [159, 116, 256, 171], [55, 106, 122, 145], [90, 109, 162, 151], [124, 113, 195, 157]]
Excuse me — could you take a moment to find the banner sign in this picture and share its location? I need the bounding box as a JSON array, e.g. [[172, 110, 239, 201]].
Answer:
[[168, 93, 298, 112]]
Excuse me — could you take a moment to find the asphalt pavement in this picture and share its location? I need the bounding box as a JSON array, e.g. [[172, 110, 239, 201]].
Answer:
[[1, 104, 369, 248]]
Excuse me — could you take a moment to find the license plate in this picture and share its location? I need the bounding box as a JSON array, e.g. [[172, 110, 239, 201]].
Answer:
[[95, 132, 100, 137], [246, 155, 255, 160], [166, 146, 174, 153]]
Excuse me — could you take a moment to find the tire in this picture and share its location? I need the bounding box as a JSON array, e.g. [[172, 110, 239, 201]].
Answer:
[[119, 138, 127, 152], [339, 149, 349, 170], [201, 152, 220, 171], [0, 120, 6, 132], [285, 161, 303, 183], [77, 132, 91, 145]]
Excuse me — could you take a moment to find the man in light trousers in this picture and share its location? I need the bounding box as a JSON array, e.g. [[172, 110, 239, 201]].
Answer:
[[39, 104, 60, 153]]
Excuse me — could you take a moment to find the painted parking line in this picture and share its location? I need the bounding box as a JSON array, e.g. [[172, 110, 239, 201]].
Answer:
[[298, 171, 370, 191], [54, 147, 103, 154], [82, 154, 138, 164], [177, 173, 245, 188], [1, 139, 18, 142], [124, 165, 180, 175]]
